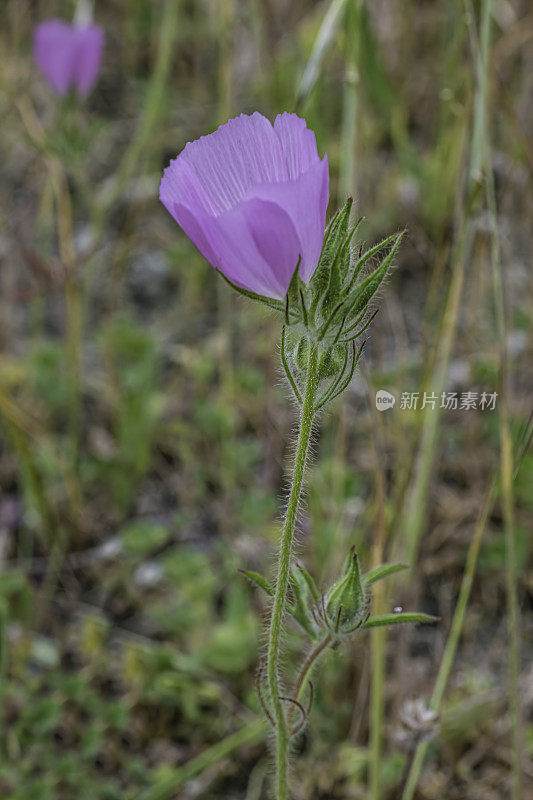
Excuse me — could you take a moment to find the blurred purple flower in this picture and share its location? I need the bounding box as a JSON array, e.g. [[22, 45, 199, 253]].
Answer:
[[34, 20, 104, 96], [159, 113, 329, 299]]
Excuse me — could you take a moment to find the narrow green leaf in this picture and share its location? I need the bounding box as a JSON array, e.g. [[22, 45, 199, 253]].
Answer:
[[218, 273, 285, 312], [347, 232, 400, 293], [287, 257, 302, 317], [288, 571, 316, 638], [318, 300, 345, 341], [324, 223, 359, 311], [363, 612, 438, 629], [280, 326, 303, 405], [345, 231, 404, 320], [299, 289, 309, 327], [310, 198, 353, 314], [295, 562, 320, 603], [341, 216, 364, 282], [238, 569, 274, 597], [363, 562, 408, 586]]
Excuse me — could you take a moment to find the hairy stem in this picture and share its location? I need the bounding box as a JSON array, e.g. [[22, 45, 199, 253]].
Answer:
[[266, 344, 319, 800], [292, 633, 331, 707]]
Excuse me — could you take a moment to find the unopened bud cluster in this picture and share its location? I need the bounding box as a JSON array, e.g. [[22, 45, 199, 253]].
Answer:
[[281, 198, 403, 409], [241, 549, 436, 645]]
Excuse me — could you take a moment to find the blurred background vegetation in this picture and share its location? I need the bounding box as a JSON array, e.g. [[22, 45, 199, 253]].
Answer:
[[0, 0, 532, 798]]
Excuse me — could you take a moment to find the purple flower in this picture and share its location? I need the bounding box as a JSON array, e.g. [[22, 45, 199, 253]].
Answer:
[[159, 113, 329, 299], [34, 20, 104, 97]]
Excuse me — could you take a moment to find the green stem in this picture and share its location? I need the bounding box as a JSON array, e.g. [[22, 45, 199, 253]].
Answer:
[[65, 273, 82, 466], [340, 0, 362, 201], [292, 633, 332, 707], [401, 478, 495, 800], [482, 45, 522, 796], [398, 0, 490, 567], [138, 718, 267, 800], [90, 0, 180, 238], [266, 344, 319, 800]]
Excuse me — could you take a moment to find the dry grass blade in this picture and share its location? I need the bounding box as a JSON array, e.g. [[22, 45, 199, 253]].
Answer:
[[297, 0, 349, 107]]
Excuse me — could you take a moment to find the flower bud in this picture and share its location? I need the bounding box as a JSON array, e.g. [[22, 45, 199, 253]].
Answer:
[[294, 337, 309, 371], [34, 20, 104, 97], [318, 343, 346, 379], [293, 338, 345, 380], [324, 549, 368, 635]]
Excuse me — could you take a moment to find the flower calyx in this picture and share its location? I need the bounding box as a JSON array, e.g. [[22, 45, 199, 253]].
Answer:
[[239, 552, 438, 645], [323, 547, 369, 636], [280, 199, 404, 408]]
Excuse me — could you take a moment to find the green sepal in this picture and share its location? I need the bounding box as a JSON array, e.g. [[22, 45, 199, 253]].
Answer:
[[347, 231, 400, 293], [281, 326, 303, 405], [321, 339, 364, 407], [314, 343, 350, 411], [322, 223, 359, 313], [317, 343, 346, 379], [219, 272, 285, 312], [344, 231, 404, 321], [294, 562, 320, 603], [363, 562, 408, 586], [286, 257, 302, 323], [294, 336, 309, 371], [309, 198, 353, 314], [341, 216, 364, 281], [238, 569, 274, 597], [288, 568, 319, 638], [363, 612, 438, 629]]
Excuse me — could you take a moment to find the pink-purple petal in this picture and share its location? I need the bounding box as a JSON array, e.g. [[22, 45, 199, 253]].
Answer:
[[240, 199, 302, 294], [208, 200, 301, 299], [169, 203, 220, 268], [73, 26, 104, 95], [34, 20, 103, 96], [160, 157, 219, 220], [248, 157, 329, 282], [159, 112, 330, 298], [274, 113, 322, 179], [34, 21, 75, 95], [161, 181, 301, 298], [179, 113, 289, 215]]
